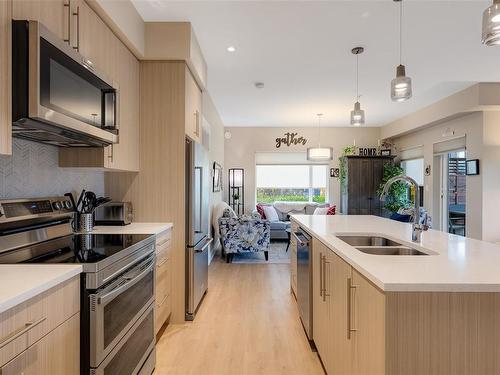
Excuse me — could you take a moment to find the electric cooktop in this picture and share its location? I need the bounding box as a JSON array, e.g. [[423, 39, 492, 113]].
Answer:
[[0, 233, 153, 264]]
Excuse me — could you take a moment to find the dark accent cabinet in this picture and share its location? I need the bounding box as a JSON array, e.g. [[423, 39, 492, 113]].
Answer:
[[341, 156, 393, 216]]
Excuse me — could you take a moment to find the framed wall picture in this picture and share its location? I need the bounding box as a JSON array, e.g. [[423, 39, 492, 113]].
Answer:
[[380, 149, 391, 156], [213, 162, 223, 192], [466, 159, 480, 175], [330, 168, 339, 178]]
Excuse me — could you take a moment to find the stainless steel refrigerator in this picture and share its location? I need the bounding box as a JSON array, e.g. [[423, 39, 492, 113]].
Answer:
[[185, 138, 212, 320]]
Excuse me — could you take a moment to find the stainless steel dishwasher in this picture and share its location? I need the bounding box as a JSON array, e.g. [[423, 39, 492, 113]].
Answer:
[[293, 227, 313, 341]]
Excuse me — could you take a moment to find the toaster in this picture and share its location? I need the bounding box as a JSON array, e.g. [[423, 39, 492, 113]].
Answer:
[[94, 202, 133, 226]]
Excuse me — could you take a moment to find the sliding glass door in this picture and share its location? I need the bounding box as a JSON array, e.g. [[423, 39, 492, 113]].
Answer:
[[447, 150, 466, 236]]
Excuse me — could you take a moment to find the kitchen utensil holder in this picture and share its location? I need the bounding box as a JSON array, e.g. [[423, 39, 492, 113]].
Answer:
[[79, 213, 94, 233]]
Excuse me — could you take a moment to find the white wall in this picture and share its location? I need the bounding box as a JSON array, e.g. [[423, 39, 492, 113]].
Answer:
[[203, 93, 225, 263], [224, 127, 381, 214], [481, 111, 500, 242], [390, 112, 495, 241]]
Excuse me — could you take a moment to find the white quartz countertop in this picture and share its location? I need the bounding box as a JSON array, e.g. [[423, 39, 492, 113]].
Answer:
[[0, 265, 82, 314], [291, 214, 500, 292], [87, 222, 173, 235]]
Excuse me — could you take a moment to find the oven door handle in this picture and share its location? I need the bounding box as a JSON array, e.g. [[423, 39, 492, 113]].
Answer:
[[98, 259, 155, 305]]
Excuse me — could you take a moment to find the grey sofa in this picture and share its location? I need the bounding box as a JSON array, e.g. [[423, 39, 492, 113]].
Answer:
[[253, 202, 329, 240]]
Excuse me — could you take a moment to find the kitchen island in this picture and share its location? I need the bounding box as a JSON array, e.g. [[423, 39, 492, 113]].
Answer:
[[291, 214, 500, 375]]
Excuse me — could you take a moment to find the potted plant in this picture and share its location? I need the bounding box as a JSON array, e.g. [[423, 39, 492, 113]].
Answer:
[[376, 162, 409, 216], [338, 145, 357, 193]]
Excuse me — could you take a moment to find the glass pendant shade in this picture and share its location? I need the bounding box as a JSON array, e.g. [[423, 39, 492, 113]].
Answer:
[[307, 147, 333, 161], [350, 101, 365, 126], [482, 0, 500, 46], [391, 64, 412, 102]]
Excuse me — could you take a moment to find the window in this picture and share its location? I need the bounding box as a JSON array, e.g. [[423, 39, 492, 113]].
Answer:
[[256, 165, 328, 204], [401, 158, 424, 206]]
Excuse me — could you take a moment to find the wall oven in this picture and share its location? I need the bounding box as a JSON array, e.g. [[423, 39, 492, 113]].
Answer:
[[12, 20, 118, 147], [89, 255, 155, 370]]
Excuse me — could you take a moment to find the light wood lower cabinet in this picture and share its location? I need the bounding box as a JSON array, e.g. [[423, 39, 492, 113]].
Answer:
[[313, 239, 386, 375], [0, 276, 80, 374], [311, 236, 500, 375], [312, 239, 332, 372], [155, 229, 172, 334], [0, 313, 79, 375]]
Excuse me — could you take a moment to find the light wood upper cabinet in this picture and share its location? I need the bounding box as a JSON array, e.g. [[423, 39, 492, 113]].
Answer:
[[185, 66, 202, 144], [58, 0, 140, 172], [12, 0, 68, 41], [0, 0, 12, 155]]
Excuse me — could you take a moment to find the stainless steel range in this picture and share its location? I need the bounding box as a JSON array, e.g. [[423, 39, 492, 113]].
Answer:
[[0, 197, 156, 375]]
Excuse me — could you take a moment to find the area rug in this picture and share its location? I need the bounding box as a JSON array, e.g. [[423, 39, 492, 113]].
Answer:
[[229, 240, 291, 264]]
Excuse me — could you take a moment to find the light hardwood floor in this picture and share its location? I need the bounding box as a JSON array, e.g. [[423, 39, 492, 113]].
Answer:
[[154, 258, 324, 375]]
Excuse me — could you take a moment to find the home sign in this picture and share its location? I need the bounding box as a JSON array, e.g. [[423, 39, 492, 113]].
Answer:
[[276, 132, 307, 148], [358, 147, 378, 156]]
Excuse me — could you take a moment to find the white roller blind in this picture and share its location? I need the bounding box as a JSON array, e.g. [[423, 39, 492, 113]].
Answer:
[[256, 165, 310, 188], [433, 136, 466, 154], [255, 152, 310, 165], [399, 145, 424, 160]]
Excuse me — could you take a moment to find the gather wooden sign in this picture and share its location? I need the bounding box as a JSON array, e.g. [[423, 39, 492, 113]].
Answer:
[[275, 132, 307, 148]]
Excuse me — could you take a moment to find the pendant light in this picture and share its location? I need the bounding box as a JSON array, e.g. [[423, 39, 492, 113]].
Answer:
[[391, 0, 412, 102], [307, 114, 333, 161], [482, 0, 500, 46], [350, 47, 365, 126]]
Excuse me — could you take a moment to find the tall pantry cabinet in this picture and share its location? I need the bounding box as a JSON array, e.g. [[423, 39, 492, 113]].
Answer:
[[340, 156, 394, 216], [105, 61, 203, 324]]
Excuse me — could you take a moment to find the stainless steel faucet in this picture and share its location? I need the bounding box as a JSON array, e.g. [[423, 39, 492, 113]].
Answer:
[[380, 175, 430, 242]]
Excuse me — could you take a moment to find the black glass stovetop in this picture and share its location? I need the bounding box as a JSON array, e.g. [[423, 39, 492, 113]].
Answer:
[[0, 233, 153, 264]]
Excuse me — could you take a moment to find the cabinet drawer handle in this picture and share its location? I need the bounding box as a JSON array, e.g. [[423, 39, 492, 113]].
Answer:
[[347, 278, 358, 339], [72, 5, 80, 51], [157, 257, 168, 267], [63, 0, 71, 45], [156, 292, 168, 308], [322, 256, 330, 302], [319, 253, 323, 297], [194, 110, 200, 137], [0, 317, 47, 349], [107, 144, 114, 163]]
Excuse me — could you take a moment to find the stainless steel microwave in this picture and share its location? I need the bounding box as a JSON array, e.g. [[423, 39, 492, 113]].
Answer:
[[12, 20, 118, 147]]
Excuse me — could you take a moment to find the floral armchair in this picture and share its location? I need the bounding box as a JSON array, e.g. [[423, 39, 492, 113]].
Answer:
[[218, 209, 271, 263]]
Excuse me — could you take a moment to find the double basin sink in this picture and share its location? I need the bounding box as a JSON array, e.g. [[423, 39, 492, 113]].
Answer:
[[336, 235, 429, 256]]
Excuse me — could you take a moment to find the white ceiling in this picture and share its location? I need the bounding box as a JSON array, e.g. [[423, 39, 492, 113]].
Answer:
[[132, 0, 500, 128]]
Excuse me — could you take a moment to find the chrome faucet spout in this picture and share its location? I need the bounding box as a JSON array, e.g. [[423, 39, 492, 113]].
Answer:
[[380, 175, 427, 242]]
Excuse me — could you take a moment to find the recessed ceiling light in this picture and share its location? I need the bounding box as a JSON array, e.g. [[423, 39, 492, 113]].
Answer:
[[254, 82, 265, 89], [227, 46, 236, 52]]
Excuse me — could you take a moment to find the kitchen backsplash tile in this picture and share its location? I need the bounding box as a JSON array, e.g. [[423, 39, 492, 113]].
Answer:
[[0, 139, 104, 199]]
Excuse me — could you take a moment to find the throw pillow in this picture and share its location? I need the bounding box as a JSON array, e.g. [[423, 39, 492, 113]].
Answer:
[[256, 203, 267, 219], [313, 207, 329, 215], [327, 205, 336, 215], [263, 206, 280, 222]]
